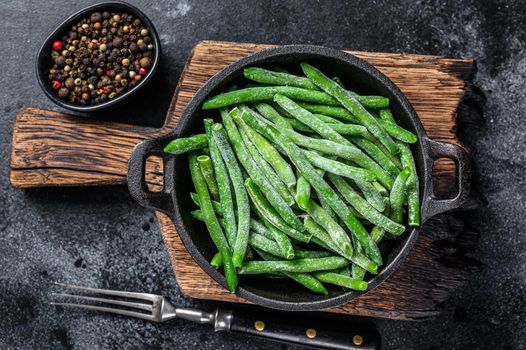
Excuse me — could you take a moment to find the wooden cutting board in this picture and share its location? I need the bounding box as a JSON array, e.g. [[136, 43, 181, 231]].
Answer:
[[10, 40, 481, 320]]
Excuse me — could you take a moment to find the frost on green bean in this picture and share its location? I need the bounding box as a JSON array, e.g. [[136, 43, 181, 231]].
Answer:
[[202, 86, 341, 110], [204, 119, 237, 248], [301, 63, 398, 154], [329, 173, 405, 235], [245, 177, 310, 243], [164, 134, 208, 154], [234, 112, 296, 190], [226, 108, 303, 232], [295, 175, 311, 210], [239, 257, 349, 274], [249, 232, 292, 259], [254, 248, 328, 295], [305, 200, 353, 258], [197, 155, 220, 200], [189, 152, 237, 293], [303, 150, 376, 182], [270, 95, 394, 189], [239, 108, 383, 265], [238, 124, 295, 206], [390, 167, 411, 225], [212, 122, 251, 268], [399, 143, 420, 226], [312, 271, 368, 291]]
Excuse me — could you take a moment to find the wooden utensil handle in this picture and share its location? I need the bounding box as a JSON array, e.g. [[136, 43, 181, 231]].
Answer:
[[228, 308, 380, 350]]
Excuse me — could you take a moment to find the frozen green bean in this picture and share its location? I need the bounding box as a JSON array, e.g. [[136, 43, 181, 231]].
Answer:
[[301, 63, 398, 153], [164, 134, 208, 154], [239, 257, 349, 274], [197, 155, 220, 200], [212, 123, 251, 267], [189, 152, 237, 292], [226, 108, 303, 231]]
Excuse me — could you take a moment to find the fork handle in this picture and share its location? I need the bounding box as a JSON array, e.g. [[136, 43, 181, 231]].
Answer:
[[224, 308, 380, 350]]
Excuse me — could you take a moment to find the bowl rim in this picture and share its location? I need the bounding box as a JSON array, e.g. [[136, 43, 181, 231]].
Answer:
[[35, 1, 161, 113], [162, 45, 431, 311]]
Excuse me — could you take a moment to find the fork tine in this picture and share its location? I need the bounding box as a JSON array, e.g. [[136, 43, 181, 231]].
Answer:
[[50, 302, 156, 321], [55, 283, 159, 302], [51, 293, 153, 312]]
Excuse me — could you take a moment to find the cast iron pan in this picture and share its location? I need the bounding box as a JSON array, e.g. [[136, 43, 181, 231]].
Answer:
[[127, 45, 471, 311]]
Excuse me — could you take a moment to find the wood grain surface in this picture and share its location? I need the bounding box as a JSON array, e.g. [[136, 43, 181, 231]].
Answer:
[[9, 40, 477, 320]]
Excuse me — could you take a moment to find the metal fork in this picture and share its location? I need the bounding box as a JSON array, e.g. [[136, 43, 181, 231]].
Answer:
[[51, 283, 379, 350]]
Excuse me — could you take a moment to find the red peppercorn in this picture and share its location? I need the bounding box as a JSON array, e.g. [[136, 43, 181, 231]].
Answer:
[[51, 80, 62, 89], [52, 40, 63, 51], [139, 68, 147, 75], [106, 70, 112, 77]]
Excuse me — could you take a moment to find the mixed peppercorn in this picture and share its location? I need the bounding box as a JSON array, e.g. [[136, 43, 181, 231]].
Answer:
[[47, 11, 154, 105]]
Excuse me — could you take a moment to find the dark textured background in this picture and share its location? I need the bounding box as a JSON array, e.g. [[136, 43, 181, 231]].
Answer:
[[1, 0, 525, 349]]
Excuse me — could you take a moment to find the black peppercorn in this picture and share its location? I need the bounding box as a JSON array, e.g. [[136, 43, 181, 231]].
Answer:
[[48, 11, 154, 105], [55, 55, 66, 66], [58, 87, 69, 98]]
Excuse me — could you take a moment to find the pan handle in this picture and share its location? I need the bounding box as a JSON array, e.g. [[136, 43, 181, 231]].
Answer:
[[423, 139, 472, 219], [127, 138, 175, 215]]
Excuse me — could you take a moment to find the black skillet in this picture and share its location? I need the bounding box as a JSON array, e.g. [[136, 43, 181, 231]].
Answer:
[[127, 45, 471, 312]]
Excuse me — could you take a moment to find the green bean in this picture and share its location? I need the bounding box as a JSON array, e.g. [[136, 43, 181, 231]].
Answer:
[[399, 143, 420, 226], [371, 226, 385, 244], [379, 108, 396, 122], [372, 181, 389, 196], [304, 215, 378, 274], [197, 155, 220, 200], [328, 173, 405, 235], [164, 134, 208, 154], [296, 102, 359, 123], [238, 123, 295, 205], [369, 138, 404, 171], [306, 200, 353, 258], [202, 86, 342, 110], [234, 112, 296, 190], [254, 248, 328, 295], [351, 138, 401, 177], [190, 192, 223, 215], [262, 219, 295, 259], [244, 67, 319, 90], [304, 217, 343, 253], [303, 150, 375, 182], [193, 209, 290, 260], [212, 123, 251, 267], [204, 119, 237, 247], [351, 242, 366, 281], [245, 178, 310, 243], [269, 95, 393, 188], [376, 119, 417, 144], [226, 108, 303, 231], [390, 167, 411, 225], [249, 232, 292, 259], [243, 67, 389, 108], [189, 152, 237, 292], [312, 271, 368, 291], [293, 248, 333, 259], [239, 256, 349, 274], [336, 265, 352, 277], [301, 63, 398, 154], [240, 110, 383, 265], [295, 175, 311, 210], [250, 219, 275, 240], [210, 252, 223, 269]]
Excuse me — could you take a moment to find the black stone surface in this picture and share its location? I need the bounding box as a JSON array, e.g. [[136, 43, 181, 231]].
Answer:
[[1, 1, 524, 349]]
